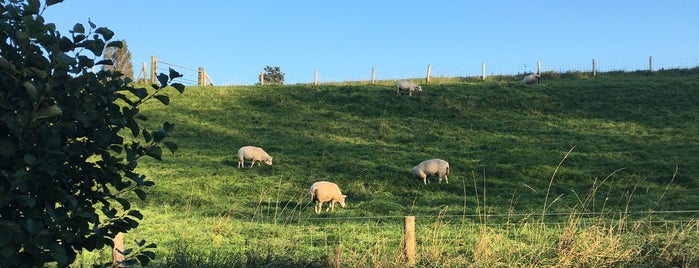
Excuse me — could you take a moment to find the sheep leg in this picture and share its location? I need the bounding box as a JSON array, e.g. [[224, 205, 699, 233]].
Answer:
[[314, 202, 322, 214], [327, 202, 334, 212], [249, 160, 255, 168], [444, 175, 449, 184]]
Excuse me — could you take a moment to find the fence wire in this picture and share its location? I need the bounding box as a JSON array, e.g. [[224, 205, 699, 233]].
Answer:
[[261, 56, 699, 85], [146, 56, 698, 86], [144, 210, 697, 252], [157, 60, 199, 86]]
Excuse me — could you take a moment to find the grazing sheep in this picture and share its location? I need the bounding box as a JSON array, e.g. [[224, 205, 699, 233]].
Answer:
[[522, 73, 541, 84], [309, 181, 347, 214], [237, 146, 273, 168], [412, 159, 450, 184], [396, 80, 423, 96]]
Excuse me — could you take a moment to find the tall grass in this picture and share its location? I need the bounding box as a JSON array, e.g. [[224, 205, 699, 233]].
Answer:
[[74, 69, 698, 267]]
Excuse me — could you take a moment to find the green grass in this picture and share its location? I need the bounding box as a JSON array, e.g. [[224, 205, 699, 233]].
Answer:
[[77, 69, 699, 267]]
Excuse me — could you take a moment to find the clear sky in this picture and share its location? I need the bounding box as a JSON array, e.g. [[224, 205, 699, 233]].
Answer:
[[42, 0, 699, 85]]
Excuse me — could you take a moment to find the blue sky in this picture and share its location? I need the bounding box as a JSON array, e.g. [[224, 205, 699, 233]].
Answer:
[[43, 0, 699, 85]]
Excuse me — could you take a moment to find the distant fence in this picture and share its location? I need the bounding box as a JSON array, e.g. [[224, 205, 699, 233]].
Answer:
[[135, 55, 699, 86], [136, 56, 214, 87], [276, 56, 699, 85]]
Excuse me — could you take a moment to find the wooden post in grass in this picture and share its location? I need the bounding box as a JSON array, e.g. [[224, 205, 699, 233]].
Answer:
[[403, 216, 416, 266], [371, 67, 375, 84], [537, 60, 541, 75], [138, 62, 147, 83], [592, 58, 597, 77], [426, 64, 431, 83], [481, 62, 486, 80], [112, 232, 124, 266], [150, 56, 157, 84], [206, 73, 215, 86], [649, 56, 653, 72], [314, 70, 318, 85], [259, 72, 264, 85], [332, 245, 342, 268], [198, 67, 205, 86]]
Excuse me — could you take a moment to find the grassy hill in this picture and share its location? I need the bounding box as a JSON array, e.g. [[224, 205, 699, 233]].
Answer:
[[95, 69, 699, 267], [139, 70, 698, 216]]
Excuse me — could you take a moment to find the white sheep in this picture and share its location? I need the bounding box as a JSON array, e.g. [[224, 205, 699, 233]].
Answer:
[[309, 181, 347, 214], [522, 73, 540, 84], [412, 159, 450, 184], [396, 80, 423, 96], [237, 146, 273, 168]]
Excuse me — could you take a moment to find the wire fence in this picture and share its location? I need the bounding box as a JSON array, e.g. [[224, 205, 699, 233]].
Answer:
[[299, 210, 699, 223], [156, 60, 199, 86], [151, 209, 699, 243], [142, 209, 698, 258], [136, 56, 214, 86], [272, 56, 699, 85], [139, 56, 699, 86], [103, 206, 698, 266]]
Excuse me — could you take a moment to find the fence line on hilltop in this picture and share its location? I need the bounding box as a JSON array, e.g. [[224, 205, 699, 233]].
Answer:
[[275, 56, 699, 85], [136, 56, 214, 87], [135, 55, 699, 86]]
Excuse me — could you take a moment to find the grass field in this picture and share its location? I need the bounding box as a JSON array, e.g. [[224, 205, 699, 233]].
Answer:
[[76, 69, 698, 267]]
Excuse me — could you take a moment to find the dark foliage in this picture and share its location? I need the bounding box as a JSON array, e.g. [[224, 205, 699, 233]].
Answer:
[[0, 0, 184, 266], [259, 65, 284, 85]]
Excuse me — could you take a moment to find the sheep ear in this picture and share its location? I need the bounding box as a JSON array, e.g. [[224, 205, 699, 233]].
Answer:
[[343, 195, 347, 198]]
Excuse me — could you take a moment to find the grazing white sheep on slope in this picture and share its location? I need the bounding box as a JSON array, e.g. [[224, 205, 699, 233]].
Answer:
[[237, 146, 273, 168], [396, 80, 422, 96], [522, 73, 540, 84], [412, 159, 450, 184], [309, 181, 347, 214]]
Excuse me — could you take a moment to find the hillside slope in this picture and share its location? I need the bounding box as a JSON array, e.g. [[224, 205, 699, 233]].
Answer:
[[137, 70, 699, 219]]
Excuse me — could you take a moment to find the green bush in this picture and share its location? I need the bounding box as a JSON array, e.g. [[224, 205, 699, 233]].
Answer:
[[259, 65, 285, 85], [0, 0, 184, 266]]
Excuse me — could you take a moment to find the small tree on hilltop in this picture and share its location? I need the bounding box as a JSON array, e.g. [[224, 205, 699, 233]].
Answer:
[[0, 1, 184, 266], [259, 65, 285, 85], [102, 39, 134, 80]]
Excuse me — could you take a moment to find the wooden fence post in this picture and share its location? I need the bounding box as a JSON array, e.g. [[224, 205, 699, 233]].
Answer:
[[649, 56, 653, 72], [112, 232, 124, 266], [592, 58, 597, 77], [537, 60, 541, 75], [426, 64, 431, 83], [403, 216, 416, 266], [150, 56, 157, 84], [314, 70, 318, 85], [139, 62, 147, 83], [481, 62, 486, 81], [206, 73, 215, 86], [259, 72, 264, 85], [198, 67, 205, 87], [332, 245, 342, 268], [371, 67, 375, 84]]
